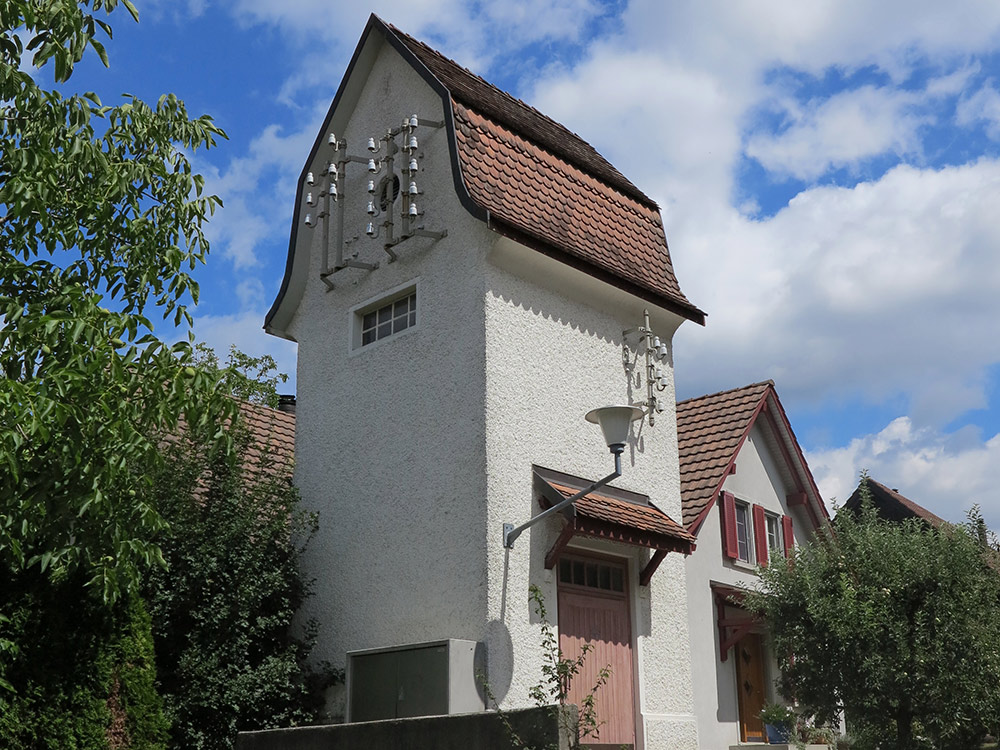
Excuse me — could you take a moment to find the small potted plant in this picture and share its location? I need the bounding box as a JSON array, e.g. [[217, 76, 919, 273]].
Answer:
[[759, 702, 795, 744]]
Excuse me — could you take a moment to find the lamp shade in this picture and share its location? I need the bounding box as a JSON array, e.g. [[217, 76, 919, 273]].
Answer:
[[585, 405, 644, 452]]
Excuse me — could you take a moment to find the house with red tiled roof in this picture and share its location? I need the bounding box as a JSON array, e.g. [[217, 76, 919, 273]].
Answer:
[[675, 381, 830, 749], [265, 14, 705, 749], [843, 479, 945, 528]]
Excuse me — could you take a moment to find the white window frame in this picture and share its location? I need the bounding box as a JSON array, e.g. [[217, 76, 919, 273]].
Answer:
[[734, 501, 753, 563], [765, 512, 783, 557], [349, 279, 420, 352]]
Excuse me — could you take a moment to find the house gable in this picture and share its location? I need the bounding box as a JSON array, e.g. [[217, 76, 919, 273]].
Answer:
[[676, 380, 828, 536], [844, 479, 945, 527]]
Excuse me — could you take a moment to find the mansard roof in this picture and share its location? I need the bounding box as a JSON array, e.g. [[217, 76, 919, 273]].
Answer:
[[676, 380, 829, 534], [387, 23, 703, 323], [265, 15, 704, 335]]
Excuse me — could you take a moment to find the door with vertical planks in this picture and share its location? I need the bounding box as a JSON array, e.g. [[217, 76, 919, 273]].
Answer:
[[557, 556, 635, 749], [735, 632, 767, 742]]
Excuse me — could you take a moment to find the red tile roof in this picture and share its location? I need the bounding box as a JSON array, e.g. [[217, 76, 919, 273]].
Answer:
[[676, 381, 772, 528], [386, 23, 704, 324], [844, 479, 945, 528], [236, 401, 295, 486], [545, 481, 696, 550]]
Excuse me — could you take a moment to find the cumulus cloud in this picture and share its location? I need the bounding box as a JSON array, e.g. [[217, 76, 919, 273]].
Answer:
[[807, 417, 1000, 529], [197, 110, 326, 268], [957, 81, 1000, 140], [674, 159, 1000, 426], [745, 85, 928, 180]]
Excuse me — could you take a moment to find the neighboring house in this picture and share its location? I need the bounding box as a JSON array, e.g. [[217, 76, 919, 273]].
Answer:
[[842, 479, 945, 528], [676, 381, 830, 749], [265, 14, 706, 750]]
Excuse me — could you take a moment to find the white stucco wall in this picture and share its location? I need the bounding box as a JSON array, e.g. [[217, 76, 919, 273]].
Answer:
[[481, 237, 698, 750], [286, 36, 496, 698], [278, 32, 700, 748], [685, 422, 818, 749]]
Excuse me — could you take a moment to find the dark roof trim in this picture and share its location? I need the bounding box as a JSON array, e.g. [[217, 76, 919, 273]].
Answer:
[[386, 24, 655, 207], [265, 14, 382, 332]]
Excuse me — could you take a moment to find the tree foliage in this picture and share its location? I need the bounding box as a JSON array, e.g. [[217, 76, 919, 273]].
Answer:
[[144, 388, 333, 750], [0, 0, 231, 601], [192, 344, 288, 409], [745, 476, 1000, 750], [0, 571, 167, 749]]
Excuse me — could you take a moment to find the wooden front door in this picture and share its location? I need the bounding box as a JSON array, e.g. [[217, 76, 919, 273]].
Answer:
[[558, 556, 635, 749], [735, 632, 767, 742]]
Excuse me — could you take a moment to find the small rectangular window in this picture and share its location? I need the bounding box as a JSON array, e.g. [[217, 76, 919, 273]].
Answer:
[[559, 556, 626, 593], [735, 502, 752, 563], [352, 282, 419, 350]]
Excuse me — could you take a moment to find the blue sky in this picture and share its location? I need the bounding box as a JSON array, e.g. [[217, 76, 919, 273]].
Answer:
[[53, 1, 1000, 526]]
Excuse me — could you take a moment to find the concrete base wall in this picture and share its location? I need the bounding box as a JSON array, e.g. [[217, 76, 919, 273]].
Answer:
[[236, 706, 578, 750]]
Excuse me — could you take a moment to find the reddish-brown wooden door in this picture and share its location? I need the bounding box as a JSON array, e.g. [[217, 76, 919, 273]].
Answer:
[[558, 556, 635, 749], [735, 632, 767, 742]]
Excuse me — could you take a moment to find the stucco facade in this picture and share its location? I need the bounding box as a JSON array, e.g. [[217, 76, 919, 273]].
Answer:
[[678, 385, 829, 749], [266, 16, 702, 750]]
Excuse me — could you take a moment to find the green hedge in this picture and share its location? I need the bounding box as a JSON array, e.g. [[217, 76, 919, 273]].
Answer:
[[0, 572, 167, 750]]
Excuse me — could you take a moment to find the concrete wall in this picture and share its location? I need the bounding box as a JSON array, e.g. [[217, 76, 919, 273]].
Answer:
[[236, 706, 577, 750], [685, 421, 818, 750]]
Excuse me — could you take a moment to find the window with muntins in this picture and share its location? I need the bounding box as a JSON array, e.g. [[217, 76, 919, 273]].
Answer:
[[359, 291, 416, 347], [766, 513, 782, 556], [734, 502, 752, 563], [559, 557, 625, 593]]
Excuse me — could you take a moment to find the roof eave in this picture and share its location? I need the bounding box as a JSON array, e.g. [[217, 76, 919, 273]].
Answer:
[[487, 215, 706, 325]]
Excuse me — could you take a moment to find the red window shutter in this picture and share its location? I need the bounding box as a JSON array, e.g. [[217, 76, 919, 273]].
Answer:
[[753, 504, 768, 565], [782, 514, 794, 558], [722, 492, 738, 559]]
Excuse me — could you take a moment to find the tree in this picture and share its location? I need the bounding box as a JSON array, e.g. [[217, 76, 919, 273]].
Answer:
[[0, 572, 168, 749], [192, 344, 288, 409], [745, 476, 1000, 750], [143, 350, 332, 750], [0, 0, 230, 603]]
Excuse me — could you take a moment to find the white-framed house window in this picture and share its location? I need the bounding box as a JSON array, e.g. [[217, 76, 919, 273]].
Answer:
[[766, 512, 783, 557], [734, 501, 752, 563], [350, 280, 419, 350]]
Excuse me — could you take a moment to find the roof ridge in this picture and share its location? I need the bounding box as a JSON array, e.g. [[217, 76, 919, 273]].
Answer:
[[677, 380, 774, 407], [385, 22, 656, 207]]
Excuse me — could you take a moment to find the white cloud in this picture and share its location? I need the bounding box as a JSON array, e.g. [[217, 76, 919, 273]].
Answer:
[[807, 417, 1000, 529], [674, 159, 1000, 425], [197, 108, 327, 268], [957, 81, 1000, 140], [745, 85, 927, 180]]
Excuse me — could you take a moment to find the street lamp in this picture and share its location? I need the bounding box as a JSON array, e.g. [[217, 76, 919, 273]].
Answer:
[[502, 405, 644, 549]]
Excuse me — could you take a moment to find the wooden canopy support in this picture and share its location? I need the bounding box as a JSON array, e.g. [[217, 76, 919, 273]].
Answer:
[[544, 522, 577, 570], [639, 549, 668, 586], [712, 583, 762, 662], [719, 618, 757, 662]]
